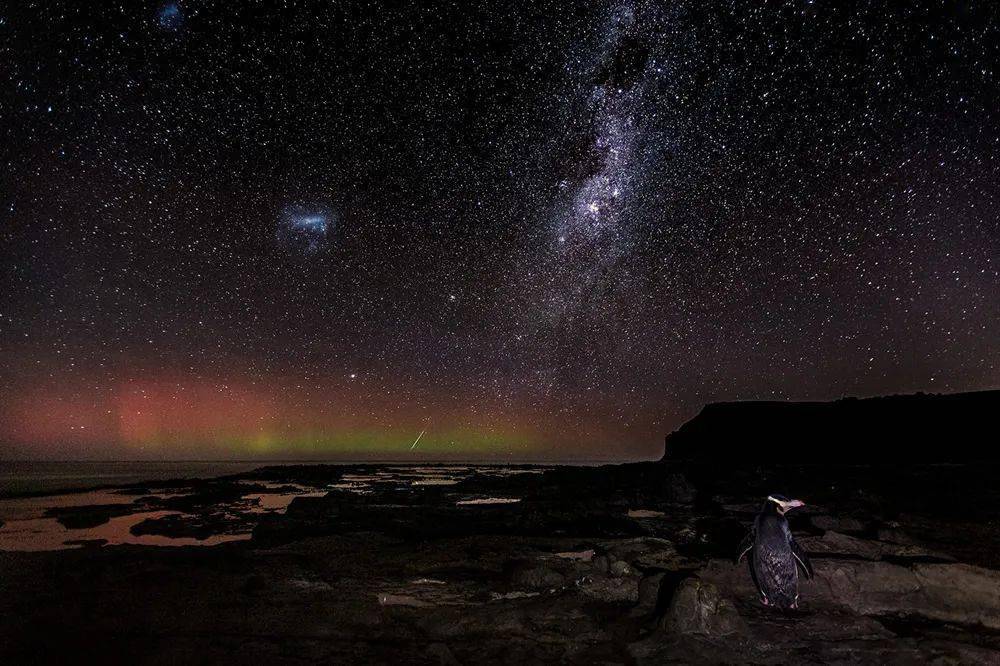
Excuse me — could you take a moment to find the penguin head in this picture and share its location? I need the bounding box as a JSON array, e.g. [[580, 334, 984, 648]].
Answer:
[[766, 494, 805, 515]]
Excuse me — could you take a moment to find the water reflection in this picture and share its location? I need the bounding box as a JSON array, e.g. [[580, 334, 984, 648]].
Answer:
[[455, 497, 521, 505], [0, 509, 251, 551], [0, 465, 548, 551]]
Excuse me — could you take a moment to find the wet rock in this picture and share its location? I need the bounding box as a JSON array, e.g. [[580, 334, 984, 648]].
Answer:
[[130, 512, 252, 540], [378, 593, 430, 607], [553, 549, 594, 562], [113, 486, 152, 496], [416, 602, 530, 641], [287, 578, 335, 592], [63, 538, 107, 548], [284, 494, 342, 518], [514, 500, 643, 538], [591, 554, 610, 573], [799, 530, 885, 560], [425, 642, 461, 666], [509, 564, 565, 590], [44, 504, 135, 529], [911, 563, 1000, 628], [799, 531, 955, 563], [241, 575, 268, 594], [489, 591, 540, 601], [628, 509, 665, 518], [577, 573, 640, 603], [877, 526, 919, 545], [815, 560, 925, 614], [150, 482, 268, 513], [811, 514, 868, 533], [630, 587, 1000, 665], [631, 543, 689, 572], [663, 472, 697, 503], [660, 577, 745, 636], [702, 555, 1000, 630]]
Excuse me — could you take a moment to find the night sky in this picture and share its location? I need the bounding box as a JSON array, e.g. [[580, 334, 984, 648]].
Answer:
[[2, 1, 999, 461]]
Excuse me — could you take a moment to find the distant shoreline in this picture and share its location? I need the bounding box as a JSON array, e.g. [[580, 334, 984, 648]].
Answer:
[[0, 459, 621, 500]]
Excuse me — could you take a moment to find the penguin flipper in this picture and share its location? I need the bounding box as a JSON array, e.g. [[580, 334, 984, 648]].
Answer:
[[738, 528, 766, 601], [736, 528, 755, 564], [746, 547, 764, 601], [790, 537, 814, 579]]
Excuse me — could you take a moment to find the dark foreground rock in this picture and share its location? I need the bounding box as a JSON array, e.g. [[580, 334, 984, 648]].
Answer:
[[2, 461, 1000, 664]]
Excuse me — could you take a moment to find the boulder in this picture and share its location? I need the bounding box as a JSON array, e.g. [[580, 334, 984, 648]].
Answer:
[[660, 578, 746, 636], [610, 560, 632, 577], [634, 572, 666, 614]]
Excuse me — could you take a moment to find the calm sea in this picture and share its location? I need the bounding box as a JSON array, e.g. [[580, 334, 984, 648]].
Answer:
[[0, 461, 299, 496], [0, 460, 586, 496], [0, 461, 547, 551]]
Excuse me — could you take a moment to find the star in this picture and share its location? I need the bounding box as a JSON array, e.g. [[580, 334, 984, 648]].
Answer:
[[1, 0, 997, 462]]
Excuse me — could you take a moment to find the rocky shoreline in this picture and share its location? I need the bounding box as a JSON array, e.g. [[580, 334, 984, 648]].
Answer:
[[2, 461, 999, 664]]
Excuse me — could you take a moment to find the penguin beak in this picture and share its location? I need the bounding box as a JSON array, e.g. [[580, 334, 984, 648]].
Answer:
[[766, 496, 806, 514], [780, 499, 805, 514], [773, 498, 805, 514]]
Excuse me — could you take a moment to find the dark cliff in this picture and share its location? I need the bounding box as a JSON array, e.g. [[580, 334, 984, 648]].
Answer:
[[662, 389, 1000, 463]]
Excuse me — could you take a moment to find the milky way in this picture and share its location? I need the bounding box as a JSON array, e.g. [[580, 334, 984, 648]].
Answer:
[[2, 1, 999, 460]]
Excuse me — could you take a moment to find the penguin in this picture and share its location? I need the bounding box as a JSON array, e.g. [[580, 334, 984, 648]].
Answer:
[[737, 494, 813, 609]]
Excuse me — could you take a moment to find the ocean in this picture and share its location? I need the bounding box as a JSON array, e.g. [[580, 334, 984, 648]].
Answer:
[[0, 461, 547, 551], [0, 460, 296, 496]]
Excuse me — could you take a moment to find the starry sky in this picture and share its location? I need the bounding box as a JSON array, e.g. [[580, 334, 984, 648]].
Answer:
[[2, 1, 999, 461]]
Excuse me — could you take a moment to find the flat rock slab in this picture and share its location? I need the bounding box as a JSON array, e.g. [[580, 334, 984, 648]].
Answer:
[[700, 555, 1000, 630]]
